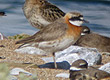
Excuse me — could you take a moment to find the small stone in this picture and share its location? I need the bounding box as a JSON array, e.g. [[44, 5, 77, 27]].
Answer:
[[99, 63, 110, 73], [10, 68, 32, 76], [15, 47, 46, 55], [56, 73, 69, 78]]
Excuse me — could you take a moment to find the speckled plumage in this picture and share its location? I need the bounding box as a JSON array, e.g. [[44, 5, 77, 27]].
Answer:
[[23, 0, 65, 29]]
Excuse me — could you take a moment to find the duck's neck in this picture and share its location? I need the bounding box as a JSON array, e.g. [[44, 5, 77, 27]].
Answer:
[[64, 16, 83, 42]]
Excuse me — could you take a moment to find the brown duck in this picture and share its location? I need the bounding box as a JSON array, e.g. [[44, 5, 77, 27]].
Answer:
[[69, 59, 110, 80], [23, 0, 65, 29], [75, 33, 110, 53], [16, 12, 88, 68]]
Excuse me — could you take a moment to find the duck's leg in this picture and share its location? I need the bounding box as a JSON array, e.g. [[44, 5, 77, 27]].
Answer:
[[53, 52, 57, 68]]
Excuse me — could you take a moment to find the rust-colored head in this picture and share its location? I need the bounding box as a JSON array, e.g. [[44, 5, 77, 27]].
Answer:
[[64, 12, 88, 26], [65, 12, 83, 19]]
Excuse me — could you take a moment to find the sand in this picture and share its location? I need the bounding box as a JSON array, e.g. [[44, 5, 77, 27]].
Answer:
[[0, 39, 110, 80]]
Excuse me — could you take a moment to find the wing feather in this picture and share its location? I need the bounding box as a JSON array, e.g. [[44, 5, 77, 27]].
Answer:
[[16, 19, 67, 44]]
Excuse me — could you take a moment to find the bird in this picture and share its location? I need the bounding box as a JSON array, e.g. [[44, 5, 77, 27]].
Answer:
[[0, 12, 6, 16], [15, 12, 88, 68], [69, 59, 110, 80], [80, 26, 90, 36], [77, 25, 90, 38], [23, 0, 65, 29], [75, 33, 110, 53]]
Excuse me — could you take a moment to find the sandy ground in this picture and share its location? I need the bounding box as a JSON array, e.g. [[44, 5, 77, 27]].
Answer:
[[0, 39, 110, 80]]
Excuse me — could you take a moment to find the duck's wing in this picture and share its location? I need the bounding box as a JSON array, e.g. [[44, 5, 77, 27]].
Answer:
[[16, 20, 67, 44], [40, 2, 65, 22]]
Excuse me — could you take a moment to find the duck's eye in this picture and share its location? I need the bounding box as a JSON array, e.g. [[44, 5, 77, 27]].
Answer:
[[69, 17, 80, 21]]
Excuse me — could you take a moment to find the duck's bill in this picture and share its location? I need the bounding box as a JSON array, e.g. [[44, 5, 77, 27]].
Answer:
[[83, 19, 89, 23]]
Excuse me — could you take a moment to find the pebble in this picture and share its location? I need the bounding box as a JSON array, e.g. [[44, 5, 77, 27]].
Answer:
[[15, 47, 46, 55], [10, 68, 32, 76], [99, 63, 110, 73], [56, 73, 69, 78]]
